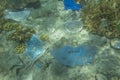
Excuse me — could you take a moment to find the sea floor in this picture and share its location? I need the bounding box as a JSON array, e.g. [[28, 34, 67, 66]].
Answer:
[[0, 0, 120, 80]]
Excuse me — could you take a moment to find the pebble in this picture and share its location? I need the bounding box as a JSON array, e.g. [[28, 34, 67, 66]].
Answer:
[[111, 76, 119, 80], [110, 38, 120, 50], [0, 47, 5, 53], [95, 74, 107, 80]]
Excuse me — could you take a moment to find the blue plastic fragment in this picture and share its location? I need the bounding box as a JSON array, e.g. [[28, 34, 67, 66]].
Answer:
[[63, 0, 83, 10], [4, 8, 30, 22], [25, 35, 45, 60], [51, 44, 97, 66]]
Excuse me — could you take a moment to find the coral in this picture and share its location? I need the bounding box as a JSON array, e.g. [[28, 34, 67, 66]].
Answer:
[[81, 0, 120, 38], [0, 19, 35, 43], [0, 18, 35, 54], [8, 28, 35, 43], [40, 33, 49, 41], [0, 0, 7, 17], [0, 19, 19, 32], [15, 43, 26, 53], [6, 0, 40, 10], [26, 0, 41, 9]]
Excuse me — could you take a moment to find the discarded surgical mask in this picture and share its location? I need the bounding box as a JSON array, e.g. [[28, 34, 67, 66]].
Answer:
[[63, 0, 84, 33], [64, 20, 83, 33], [63, 0, 83, 11], [25, 35, 45, 61], [51, 44, 97, 67], [4, 8, 30, 22]]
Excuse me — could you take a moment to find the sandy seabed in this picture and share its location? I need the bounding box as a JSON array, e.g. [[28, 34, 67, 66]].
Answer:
[[0, 0, 120, 80]]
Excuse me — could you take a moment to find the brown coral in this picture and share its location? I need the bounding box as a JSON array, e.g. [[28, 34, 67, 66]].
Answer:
[[15, 43, 26, 53], [8, 28, 35, 43], [0, 19, 24, 33], [0, 0, 7, 17], [6, 0, 40, 10], [81, 0, 120, 38]]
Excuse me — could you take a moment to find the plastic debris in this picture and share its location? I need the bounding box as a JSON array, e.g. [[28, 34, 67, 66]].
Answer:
[[25, 35, 45, 60], [64, 20, 83, 33], [4, 8, 30, 22], [51, 44, 97, 66], [63, 0, 83, 11]]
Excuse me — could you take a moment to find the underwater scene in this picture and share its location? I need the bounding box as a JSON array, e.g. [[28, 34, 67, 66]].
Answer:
[[0, 0, 120, 80]]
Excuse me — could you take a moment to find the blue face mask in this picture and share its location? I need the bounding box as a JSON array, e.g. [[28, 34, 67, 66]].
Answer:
[[63, 0, 83, 11], [51, 44, 98, 67]]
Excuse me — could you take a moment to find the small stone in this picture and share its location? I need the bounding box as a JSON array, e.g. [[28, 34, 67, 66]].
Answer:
[[111, 76, 119, 80], [40, 33, 49, 41], [64, 20, 83, 34], [0, 47, 4, 53], [110, 38, 120, 50], [96, 74, 107, 80]]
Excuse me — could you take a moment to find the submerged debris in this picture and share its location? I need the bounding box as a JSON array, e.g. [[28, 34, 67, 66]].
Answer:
[[8, 28, 35, 43], [25, 35, 45, 60], [4, 8, 30, 22], [0, 18, 35, 54], [0, 0, 6, 17], [51, 44, 98, 67], [15, 43, 26, 54], [64, 20, 83, 33]]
